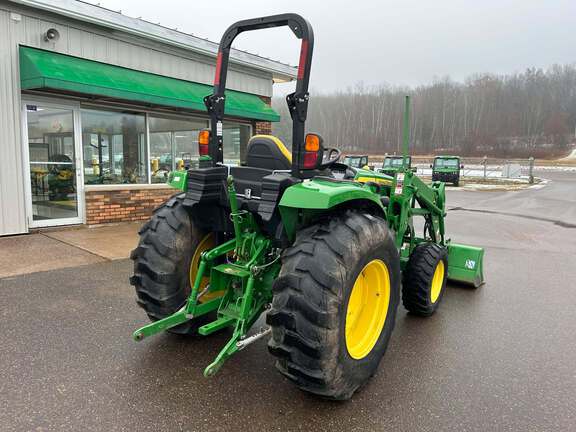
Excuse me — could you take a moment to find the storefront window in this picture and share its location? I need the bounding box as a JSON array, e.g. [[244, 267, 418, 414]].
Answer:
[[81, 109, 147, 184], [80, 108, 254, 185], [149, 115, 208, 183], [223, 122, 251, 164]]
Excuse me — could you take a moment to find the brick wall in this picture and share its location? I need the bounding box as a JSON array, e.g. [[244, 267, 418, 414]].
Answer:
[[85, 187, 176, 225], [254, 121, 272, 135], [255, 95, 273, 135]]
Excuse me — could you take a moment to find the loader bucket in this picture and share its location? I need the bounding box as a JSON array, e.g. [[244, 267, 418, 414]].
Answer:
[[447, 243, 485, 288]]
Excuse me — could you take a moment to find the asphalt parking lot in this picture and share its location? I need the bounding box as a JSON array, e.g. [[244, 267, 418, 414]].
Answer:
[[1, 170, 575, 432]]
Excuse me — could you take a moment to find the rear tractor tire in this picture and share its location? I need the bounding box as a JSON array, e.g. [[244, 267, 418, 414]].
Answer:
[[402, 242, 448, 316], [267, 211, 400, 400], [130, 193, 215, 335]]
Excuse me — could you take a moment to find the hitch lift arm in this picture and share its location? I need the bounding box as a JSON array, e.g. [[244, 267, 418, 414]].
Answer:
[[133, 176, 279, 376]]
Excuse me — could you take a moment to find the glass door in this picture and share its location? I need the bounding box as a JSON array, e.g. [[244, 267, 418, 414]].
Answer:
[[23, 103, 83, 227]]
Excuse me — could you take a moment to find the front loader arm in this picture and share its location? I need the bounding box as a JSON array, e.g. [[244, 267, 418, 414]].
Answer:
[[387, 170, 447, 250], [411, 174, 446, 244]]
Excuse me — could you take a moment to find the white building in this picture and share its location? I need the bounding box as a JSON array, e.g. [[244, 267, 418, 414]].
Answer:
[[0, 0, 296, 235]]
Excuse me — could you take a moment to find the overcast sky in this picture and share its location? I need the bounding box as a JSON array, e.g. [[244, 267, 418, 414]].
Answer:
[[94, 0, 576, 94]]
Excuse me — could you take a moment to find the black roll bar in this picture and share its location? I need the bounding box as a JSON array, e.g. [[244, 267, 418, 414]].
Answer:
[[204, 13, 314, 178]]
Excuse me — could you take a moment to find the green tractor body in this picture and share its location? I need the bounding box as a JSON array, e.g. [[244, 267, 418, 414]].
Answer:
[[130, 14, 485, 400], [432, 155, 462, 186]]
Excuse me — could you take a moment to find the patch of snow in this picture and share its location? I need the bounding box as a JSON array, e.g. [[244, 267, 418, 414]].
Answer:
[[528, 179, 549, 190], [561, 149, 576, 160], [534, 165, 576, 172]]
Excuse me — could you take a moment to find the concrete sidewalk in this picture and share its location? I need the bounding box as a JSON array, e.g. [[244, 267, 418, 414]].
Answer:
[[0, 222, 141, 278]]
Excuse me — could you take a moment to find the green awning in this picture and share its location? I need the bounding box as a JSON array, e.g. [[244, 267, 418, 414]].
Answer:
[[19, 46, 279, 122]]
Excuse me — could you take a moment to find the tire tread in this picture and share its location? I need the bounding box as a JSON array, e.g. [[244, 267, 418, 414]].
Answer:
[[267, 211, 400, 399], [402, 242, 448, 316]]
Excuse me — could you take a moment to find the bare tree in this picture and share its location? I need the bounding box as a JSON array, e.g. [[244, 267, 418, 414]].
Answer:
[[273, 64, 576, 158]]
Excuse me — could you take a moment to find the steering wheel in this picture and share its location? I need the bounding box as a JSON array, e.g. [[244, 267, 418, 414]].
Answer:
[[318, 147, 342, 169]]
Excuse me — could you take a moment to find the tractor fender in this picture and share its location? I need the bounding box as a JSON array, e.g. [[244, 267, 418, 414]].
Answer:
[[278, 179, 385, 240]]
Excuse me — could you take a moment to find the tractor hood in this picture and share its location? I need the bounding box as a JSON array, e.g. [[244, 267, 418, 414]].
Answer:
[[353, 168, 394, 185], [279, 178, 385, 210]]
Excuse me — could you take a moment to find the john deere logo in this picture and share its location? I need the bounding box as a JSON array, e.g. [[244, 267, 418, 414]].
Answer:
[[465, 259, 476, 269]]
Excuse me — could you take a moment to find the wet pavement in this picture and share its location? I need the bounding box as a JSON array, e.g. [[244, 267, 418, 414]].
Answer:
[[43, 222, 140, 260], [1, 171, 575, 431], [0, 233, 104, 278], [0, 222, 140, 278]]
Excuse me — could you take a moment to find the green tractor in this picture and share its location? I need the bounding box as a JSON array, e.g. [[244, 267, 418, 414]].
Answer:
[[431, 155, 463, 186], [379, 155, 413, 176], [130, 14, 484, 400], [343, 154, 369, 169]]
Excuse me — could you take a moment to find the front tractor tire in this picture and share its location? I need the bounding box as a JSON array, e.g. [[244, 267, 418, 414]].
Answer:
[[267, 211, 400, 400], [130, 194, 213, 335], [402, 243, 448, 316]]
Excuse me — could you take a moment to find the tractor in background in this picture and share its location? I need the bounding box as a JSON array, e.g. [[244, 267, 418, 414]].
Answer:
[[431, 155, 464, 186], [379, 154, 414, 176], [130, 13, 484, 400], [343, 154, 370, 169]]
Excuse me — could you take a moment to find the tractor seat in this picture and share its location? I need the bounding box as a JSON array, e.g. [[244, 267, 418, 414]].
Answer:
[[230, 135, 292, 203], [245, 135, 292, 171]]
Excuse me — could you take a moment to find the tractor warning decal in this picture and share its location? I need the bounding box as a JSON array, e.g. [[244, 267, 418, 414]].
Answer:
[[394, 173, 405, 195]]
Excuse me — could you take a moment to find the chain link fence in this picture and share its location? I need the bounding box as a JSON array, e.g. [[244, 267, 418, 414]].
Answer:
[[373, 157, 536, 183]]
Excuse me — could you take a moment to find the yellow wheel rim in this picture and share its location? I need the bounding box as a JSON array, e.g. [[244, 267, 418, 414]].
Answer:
[[189, 233, 221, 303], [430, 260, 445, 304], [345, 259, 391, 360]]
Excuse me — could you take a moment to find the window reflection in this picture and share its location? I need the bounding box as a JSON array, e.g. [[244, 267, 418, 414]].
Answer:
[[81, 109, 147, 184], [223, 122, 251, 164], [80, 108, 254, 184], [26, 105, 78, 221], [149, 115, 207, 183]]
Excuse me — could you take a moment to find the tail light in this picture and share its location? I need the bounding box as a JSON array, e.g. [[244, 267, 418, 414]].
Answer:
[[303, 133, 322, 169], [198, 130, 210, 156]]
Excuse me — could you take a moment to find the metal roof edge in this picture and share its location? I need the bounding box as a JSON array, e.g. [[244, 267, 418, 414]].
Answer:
[[7, 0, 298, 80]]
